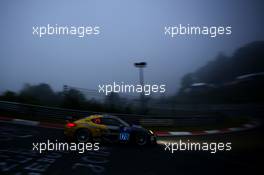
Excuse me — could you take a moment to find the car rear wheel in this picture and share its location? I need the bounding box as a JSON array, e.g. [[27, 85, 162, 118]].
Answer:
[[135, 133, 148, 146], [75, 129, 91, 142]]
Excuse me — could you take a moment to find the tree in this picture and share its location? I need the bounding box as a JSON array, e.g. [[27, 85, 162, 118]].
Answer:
[[176, 41, 264, 104], [19, 83, 57, 105], [63, 89, 86, 109], [180, 73, 194, 90], [104, 92, 121, 112], [0, 91, 17, 101]]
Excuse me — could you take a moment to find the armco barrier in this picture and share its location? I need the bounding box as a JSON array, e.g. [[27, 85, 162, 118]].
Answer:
[[0, 100, 144, 124], [1, 100, 262, 126]]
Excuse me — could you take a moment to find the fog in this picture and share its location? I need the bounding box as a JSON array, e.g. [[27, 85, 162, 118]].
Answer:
[[1, 0, 264, 95]]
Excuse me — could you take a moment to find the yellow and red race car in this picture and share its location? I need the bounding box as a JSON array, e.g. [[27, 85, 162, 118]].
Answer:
[[64, 115, 156, 146]]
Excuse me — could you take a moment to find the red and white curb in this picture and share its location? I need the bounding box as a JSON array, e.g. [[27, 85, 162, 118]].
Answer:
[[154, 122, 259, 136], [0, 116, 259, 136]]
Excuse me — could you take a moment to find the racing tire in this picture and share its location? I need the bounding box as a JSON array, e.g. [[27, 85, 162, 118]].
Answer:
[[135, 133, 148, 146], [75, 129, 92, 142]]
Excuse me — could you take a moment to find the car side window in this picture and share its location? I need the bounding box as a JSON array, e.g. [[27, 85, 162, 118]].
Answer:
[[101, 118, 123, 126]]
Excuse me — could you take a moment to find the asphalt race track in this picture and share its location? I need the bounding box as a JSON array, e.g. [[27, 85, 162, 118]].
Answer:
[[0, 122, 263, 175]]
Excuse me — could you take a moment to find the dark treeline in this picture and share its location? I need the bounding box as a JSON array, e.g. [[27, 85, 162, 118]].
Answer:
[[0, 83, 134, 113], [1, 41, 264, 112], [174, 41, 264, 104]]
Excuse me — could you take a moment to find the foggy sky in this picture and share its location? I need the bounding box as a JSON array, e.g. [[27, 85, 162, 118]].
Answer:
[[1, 0, 264, 95]]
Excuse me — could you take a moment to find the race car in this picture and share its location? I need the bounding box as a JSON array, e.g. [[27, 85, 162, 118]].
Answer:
[[64, 115, 156, 146]]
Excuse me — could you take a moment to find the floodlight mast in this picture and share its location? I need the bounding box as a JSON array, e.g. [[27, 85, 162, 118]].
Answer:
[[134, 62, 147, 114]]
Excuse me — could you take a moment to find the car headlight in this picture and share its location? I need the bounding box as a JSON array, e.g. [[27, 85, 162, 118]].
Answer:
[[149, 130, 154, 135]]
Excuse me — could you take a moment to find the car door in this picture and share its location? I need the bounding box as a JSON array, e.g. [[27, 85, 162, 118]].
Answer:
[[101, 117, 123, 142]]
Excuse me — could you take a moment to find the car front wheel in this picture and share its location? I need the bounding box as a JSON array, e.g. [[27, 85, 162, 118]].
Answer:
[[135, 133, 148, 146]]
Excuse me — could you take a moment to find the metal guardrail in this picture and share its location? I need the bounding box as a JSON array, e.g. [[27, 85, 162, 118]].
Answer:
[[0, 100, 143, 119], [1, 100, 262, 126], [0, 101, 149, 125]]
